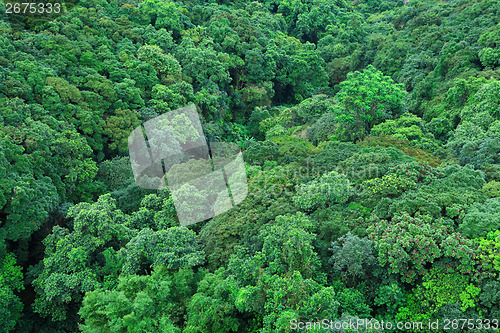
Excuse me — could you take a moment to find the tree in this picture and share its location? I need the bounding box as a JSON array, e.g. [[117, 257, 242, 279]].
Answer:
[[361, 162, 440, 207], [370, 113, 439, 152], [256, 213, 320, 277], [397, 266, 481, 324], [243, 141, 279, 165], [293, 170, 353, 212], [458, 198, 500, 238], [308, 112, 338, 145], [83, 74, 118, 112], [263, 34, 328, 102], [368, 213, 476, 283], [290, 94, 334, 124], [0, 252, 24, 333], [331, 65, 406, 141], [479, 47, 500, 68], [329, 232, 377, 287], [244, 48, 271, 83], [148, 82, 195, 114], [137, 45, 182, 85], [476, 230, 500, 280], [184, 269, 242, 333], [120, 227, 205, 274], [337, 146, 414, 183], [357, 135, 441, 167], [80, 267, 200, 332], [377, 164, 486, 221], [103, 108, 141, 154], [32, 195, 133, 323], [0, 108, 104, 240], [375, 282, 406, 317], [189, 213, 337, 332], [176, 38, 233, 87], [114, 78, 145, 110], [139, 0, 192, 39], [45, 77, 83, 105]]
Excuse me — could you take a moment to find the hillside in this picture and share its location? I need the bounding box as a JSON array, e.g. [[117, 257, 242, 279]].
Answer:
[[0, 0, 499, 331]]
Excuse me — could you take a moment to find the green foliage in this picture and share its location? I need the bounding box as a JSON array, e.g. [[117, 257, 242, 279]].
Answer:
[[337, 288, 372, 317], [308, 112, 338, 145], [479, 47, 500, 68], [96, 156, 134, 192], [264, 35, 329, 101], [482, 180, 500, 198], [377, 164, 486, 221], [368, 213, 476, 283], [0, 253, 24, 333], [337, 146, 415, 182], [120, 227, 205, 274], [80, 267, 200, 332], [220, 213, 337, 331], [103, 108, 141, 154], [458, 198, 500, 238], [185, 268, 242, 333], [397, 266, 481, 323], [243, 140, 279, 165], [370, 113, 439, 151], [362, 161, 440, 206], [375, 282, 406, 317], [32, 194, 133, 323], [138, 45, 182, 84], [139, 0, 191, 38], [446, 79, 500, 168], [330, 65, 406, 141], [1, 0, 500, 329], [329, 232, 376, 286], [358, 135, 441, 167], [257, 213, 320, 277], [260, 95, 335, 139], [289, 94, 334, 124], [199, 182, 298, 270], [476, 231, 500, 280], [190, 211, 338, 333], [270, 135, 321, 160], [176, 38, 233, 87], [308, 141, 361, 170], [0, 106, 105, 240], [426, 117, 453, 142], [293, 170, 353, 212], [362, 173, 417, 204]]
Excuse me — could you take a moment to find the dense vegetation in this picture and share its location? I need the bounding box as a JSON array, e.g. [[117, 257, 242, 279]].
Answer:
[[0, 0, 500, 331]]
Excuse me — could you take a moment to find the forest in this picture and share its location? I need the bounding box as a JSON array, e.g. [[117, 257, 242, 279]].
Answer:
[[0, 0, 499, 331]]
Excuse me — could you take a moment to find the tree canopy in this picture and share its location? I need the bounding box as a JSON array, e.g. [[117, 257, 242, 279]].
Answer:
[[1, 0, 500, 330]]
